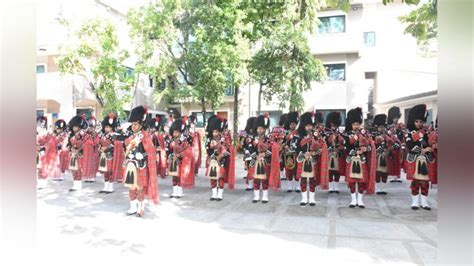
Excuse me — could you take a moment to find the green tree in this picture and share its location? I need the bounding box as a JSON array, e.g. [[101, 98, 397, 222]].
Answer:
[[242, 0, 331, 113], [128, 0, 249, 129], [384, 0, 437, 45], [56, 17, 134, 119]]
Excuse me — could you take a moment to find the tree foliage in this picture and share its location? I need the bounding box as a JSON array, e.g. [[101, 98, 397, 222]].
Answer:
[[56, 18, 133, 118], [384, 0, 437, 45], [128, 0, 250, 126]]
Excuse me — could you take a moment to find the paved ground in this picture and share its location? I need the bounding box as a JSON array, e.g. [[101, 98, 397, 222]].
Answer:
[[36, 154, 437, 265]]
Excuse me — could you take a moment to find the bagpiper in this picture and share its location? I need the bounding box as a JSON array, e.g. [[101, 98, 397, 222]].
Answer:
[[371, 114, 401, 195], [324, 111, 346, 193], [428, 117, 438, 187], [167, 116, 195, 199], [123, 106, 159, 217], [148, 116, 168, 179], [282, 111, 299, 192], [278, 113, 288, 180], [295, 112, 329, 206], [97, 112, 124, 194], [243, 117, 257, 191], [404, 104, 436, 211], [205, 116, 235, 201], [36, 116, 60, 189], [67, 115, 88, 192], [343, 107, 376, 208], [387, 106, 405, 183], [187, 114, 202, 175], [82, 116, 100, 183], [53, 119, 69, 181], [247, 113, 280, 203]]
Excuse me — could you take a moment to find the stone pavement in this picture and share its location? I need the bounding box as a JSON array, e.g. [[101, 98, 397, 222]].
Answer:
[[36, 154, 437, 265]]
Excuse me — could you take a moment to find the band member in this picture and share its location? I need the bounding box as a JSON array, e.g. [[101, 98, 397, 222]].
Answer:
[[98, 113, 124, 194], [206, 116, 235, 201], [149, 117, 168, 179], [324, 112, 345, 193], [82, 116, 100, 183], [188, 114, 202, 175], [53, 119, 69, 181], [67, 115, 88, 192], [283, 111, 299, 192], [372, 114, 400, 195], [36, 116, 60, 189], [343, 107, 376, 208], [428, 117, 438, 187], [243, 117, 257, 191], [278, 113, 288, 180], [123, 106, 159, 217], [247, 113, 280, 203], [167, 117, 195, 199], [404, 104, 435, 211], [295, 112, 329, 206], [387, 106, 405, 183]]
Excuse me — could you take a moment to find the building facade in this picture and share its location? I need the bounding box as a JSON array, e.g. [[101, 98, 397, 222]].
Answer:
[[237, 0, 437, 130], [36, 0, 164, 125]]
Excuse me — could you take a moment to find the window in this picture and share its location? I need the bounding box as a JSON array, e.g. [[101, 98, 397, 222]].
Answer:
[[159, 79, 166, 90], [404, 108, 433, 125], [257, 111, 282, 130], [324, 64, 346, 81], [318, 15, 345, 34], [76, 108, 94, 120], [149, 77, 154, 88], [364, 32, 376, 47], [36, 65, 46, 73], [191, 112, 215, 128], [36, 110, 45, 118], [225, 72, 234, 96], [124, 67, 134, 79]]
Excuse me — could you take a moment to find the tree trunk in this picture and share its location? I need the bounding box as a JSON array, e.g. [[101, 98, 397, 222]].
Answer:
[[233, 84, 239, 143], [257, 82, 263, 115], [201, 97, 207, 128], [289, 79, 296, 112]]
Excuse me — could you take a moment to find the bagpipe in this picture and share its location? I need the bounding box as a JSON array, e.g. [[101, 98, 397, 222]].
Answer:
[[67, 130, 86, 171], [236, 130, 247, 154], [207, 136, 230, 179], [123, 132, 148, 189]]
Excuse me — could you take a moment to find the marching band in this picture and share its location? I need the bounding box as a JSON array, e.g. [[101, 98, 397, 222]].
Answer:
[[36, 104, 438, 217]]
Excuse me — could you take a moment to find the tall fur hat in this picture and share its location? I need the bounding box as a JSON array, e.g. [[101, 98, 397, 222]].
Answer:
[[245, 117, 256, 134], [54, 119, 67, 131], [101, 112, 118, 131], [68, 115, 87, 131], [254, 113, 270, 132], [169, 116, 188, 135], [325, 111, 342, 128], [373, 114, 387, 127], [387, 106, 402, 125], [407, 104, 428, 131], [345, 107, 363, 131], [209, 115, 226, 133], [147, 116, 163, 131], [297, 111, 315, 136], [284, 111, 299, 130], [128, 106, 148, 124]]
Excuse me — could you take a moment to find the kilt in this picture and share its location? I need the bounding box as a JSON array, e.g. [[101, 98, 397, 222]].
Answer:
[[345, 156, 369, 183], [387, 149, 402, 176], [428, 161, 437, 184], [59, 150, 70, 173]]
